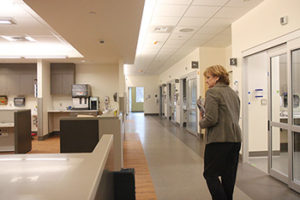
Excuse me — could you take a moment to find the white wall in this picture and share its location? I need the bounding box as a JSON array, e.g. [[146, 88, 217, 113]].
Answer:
[[125, 75, 159, 114], [199, 46, 228, 96], [159, 48, 200, 83]]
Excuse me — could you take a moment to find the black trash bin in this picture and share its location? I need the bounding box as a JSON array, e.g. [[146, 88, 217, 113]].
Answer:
[[113, 168, 136, 200]]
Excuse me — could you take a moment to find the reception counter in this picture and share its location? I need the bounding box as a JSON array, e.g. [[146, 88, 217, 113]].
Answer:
[[0, 134, 114, 200], [48, 110, 99, 132]]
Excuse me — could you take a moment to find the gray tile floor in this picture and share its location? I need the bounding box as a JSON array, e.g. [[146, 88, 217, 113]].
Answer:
[[125, 113, 300, 200], [249, 152, 300, 184]]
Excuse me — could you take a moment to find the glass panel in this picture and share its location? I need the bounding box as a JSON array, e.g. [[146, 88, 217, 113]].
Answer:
[[187, 78, 197, 133], [271, 54, 288, 123], [271, 127, 288, 176], [292, 49, 300, 125], [294, 132, 300, 184], [136, 87, 144, 102], [188, 78, 197, 109], [187, 110, 197, 133]]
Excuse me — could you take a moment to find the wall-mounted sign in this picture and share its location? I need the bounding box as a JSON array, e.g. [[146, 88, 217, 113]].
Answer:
[[191, 61, 199, 69], [230, 58, 237, 66]]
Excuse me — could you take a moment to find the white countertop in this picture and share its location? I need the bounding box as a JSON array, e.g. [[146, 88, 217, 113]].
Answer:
[[0, 134, 113, 200], [0, 122, 14, 128], [99, 112, 122, 119], [48, 110, 99, 113]]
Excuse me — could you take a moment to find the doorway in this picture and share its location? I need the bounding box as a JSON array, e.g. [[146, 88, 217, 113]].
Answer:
[[244, 37, 300, 193], [128, 87, 144, 113]]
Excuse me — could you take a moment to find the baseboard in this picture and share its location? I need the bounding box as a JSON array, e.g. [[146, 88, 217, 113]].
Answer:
[[38, 134, 50, 141], [249, 150, 280, 157], [38, 131, 60, 141], [144, 113, 159, 116]]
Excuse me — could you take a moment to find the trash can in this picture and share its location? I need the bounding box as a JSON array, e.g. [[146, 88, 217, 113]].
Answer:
[[113, 168, 136, 200]]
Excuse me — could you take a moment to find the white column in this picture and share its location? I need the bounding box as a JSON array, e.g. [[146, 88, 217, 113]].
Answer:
[[37, 60, 52, 137]]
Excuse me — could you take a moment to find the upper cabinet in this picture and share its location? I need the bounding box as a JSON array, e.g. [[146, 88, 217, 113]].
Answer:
[[0, 64, 37, 95], [50, 63, 75, 95]]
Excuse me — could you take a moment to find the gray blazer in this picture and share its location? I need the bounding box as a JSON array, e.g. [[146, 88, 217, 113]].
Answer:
[[199, 82, 242, 144]]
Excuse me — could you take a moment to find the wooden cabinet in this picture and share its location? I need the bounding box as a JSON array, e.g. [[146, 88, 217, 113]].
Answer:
[[51, 63, 75, 95], [0, 64, 37, 95]]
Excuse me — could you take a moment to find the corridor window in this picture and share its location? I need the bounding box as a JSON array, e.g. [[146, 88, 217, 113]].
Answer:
[[136, 87, 144, 102]]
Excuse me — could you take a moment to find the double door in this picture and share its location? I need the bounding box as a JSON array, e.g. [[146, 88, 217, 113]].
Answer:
[[268, 39, 300, 192]]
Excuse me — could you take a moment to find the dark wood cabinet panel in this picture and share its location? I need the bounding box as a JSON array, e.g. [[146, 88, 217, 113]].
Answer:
[[0, 64, 36, 95], [50, 63, 75, 95], [19, 73, 35, 95]]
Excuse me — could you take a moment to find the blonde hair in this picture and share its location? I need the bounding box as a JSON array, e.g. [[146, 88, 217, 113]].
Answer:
[[203, 65, 230, 85]]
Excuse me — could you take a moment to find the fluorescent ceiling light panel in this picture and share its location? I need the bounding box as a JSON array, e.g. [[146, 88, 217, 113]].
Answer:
[[0, 55, 22, 59], [1, 35, 36, 42], [136, 0, 157, 55], [0, 18, 16, 24]]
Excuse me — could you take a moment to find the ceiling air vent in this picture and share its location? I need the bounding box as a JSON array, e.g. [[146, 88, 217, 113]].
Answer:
[[152, 26, 173, 33]]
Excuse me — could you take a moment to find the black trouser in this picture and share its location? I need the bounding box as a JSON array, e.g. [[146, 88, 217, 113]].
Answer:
[[203, 142, 241, 200]]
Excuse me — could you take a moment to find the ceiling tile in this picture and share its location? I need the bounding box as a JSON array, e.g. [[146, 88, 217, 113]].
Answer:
[[185, 5, 221, 18], [225, 0, 263, 8], [169, 32, 193, 41], [151, 16, 181, 26], [164, 39, 186, 46], [197, 25, 226, 34], [178, 17, 208, 27], [191, 33, 212, 40], [214, 6, 249, 19], [192, 0, 228, 6], [157, 0, 192, 5], [205, 18, 232, 27], [146, 33, 170, 41], [154, 5, 188, 17]]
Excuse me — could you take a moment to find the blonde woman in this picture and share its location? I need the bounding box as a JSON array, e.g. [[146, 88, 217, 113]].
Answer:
[[199, 65, 241, 200]]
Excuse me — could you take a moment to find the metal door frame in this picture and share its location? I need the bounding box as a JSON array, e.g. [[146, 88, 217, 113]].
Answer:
[[242, 30, 300, 193], [267, 45, 289, 184]]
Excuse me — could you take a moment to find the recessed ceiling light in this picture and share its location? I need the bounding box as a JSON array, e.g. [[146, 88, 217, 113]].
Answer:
[[1, 35, 36, 42], [179, 28, 194, 33], [0, 18, 16, 25]]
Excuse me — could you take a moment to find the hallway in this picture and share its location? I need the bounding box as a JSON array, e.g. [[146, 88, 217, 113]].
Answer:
[[125, 113, 300, 200]]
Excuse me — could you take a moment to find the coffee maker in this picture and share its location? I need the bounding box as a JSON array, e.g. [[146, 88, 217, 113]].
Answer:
[[89, 97, 99, 110], [72, 84, 91, 110]]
